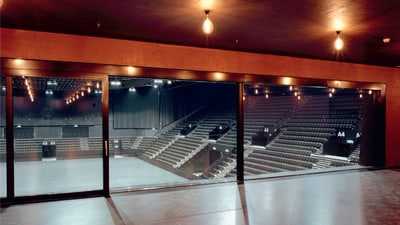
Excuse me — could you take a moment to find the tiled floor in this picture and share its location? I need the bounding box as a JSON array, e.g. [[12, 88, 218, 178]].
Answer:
[[1, 168, 400, 225]]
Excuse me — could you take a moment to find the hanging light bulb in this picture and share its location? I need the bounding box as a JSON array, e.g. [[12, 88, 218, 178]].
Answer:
[[202, 10, 214, 35], [334, 31, 344, 50]]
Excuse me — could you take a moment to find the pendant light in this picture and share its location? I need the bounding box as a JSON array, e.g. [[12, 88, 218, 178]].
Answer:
[[202, 10, 214, 34], [334, 31, 344, 50]]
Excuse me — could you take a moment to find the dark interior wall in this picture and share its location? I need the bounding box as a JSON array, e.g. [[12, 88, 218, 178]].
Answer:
[[112, 87, 158, 129], [160, 82, 236, 127], [0, 127, 4, 139], [34, 127, 62, 139], [111, 82, 236, 129], [0, 95, 5, 122], [13, 96, 101, 125], [62, 126, 89, 138]]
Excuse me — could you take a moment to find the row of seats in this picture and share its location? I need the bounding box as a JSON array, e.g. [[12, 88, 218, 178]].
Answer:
[[284, 122, 355, 129], [279, 135, 327, 143], [283, 130, 333, 138], [252, 149, 317, 163], [248, 152, 314, 168], [274, 139, 323, 149], [246, 157, 306, 171], [266, 145, 313, 155], [287, 118, 357, 124], [244, 161, 285, 174]]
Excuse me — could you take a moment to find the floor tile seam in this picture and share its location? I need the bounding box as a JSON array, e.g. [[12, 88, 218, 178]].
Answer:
[[149, 207, 244, 223]]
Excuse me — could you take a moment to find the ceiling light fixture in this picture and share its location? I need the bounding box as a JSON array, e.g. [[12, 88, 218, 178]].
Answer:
[[334, 31, 344, 50], [202, 10, 214, 35], [382, 37, 391, 44]]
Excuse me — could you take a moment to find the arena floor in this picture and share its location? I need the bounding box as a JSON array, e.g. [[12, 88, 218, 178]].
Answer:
[[1, 168, 400, 225], [0, 157, 188, 197]]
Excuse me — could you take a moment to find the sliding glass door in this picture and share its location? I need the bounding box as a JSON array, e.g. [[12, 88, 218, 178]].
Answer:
[[12, 76, 104, 196], [109, 77, 238, 190], [0, 75, 6, 198], [243, 83, 378, 178]]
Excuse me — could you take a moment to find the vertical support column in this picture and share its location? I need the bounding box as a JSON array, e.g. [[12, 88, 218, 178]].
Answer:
[[6, 75, 15, 201], [236, 83, 244, 183], [102, 77, 110, 197]]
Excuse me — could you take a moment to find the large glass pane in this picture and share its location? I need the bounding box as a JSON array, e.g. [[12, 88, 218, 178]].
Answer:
[[13, 76, 103, 196], [243, 83, 376, 177], [0, 75, 6, 197], [110, 77, 237, 190]]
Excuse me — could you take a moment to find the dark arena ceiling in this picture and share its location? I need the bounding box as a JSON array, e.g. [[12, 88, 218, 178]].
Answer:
[[1, 0, 399, 68]]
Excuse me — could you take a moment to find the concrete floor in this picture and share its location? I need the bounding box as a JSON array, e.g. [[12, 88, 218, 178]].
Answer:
[[0, 157, 188, 197], [1, 168, 400, 225]]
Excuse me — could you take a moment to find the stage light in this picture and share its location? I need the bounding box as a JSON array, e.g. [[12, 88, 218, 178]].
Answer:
[[110, 80, 121, 86]]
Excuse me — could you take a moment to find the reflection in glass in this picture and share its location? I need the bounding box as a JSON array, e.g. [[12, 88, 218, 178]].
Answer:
[[110, 78, 237, 190], [0, 75, 6, 197], [243, 83, 374, 177], [13, 76, 102, 196]]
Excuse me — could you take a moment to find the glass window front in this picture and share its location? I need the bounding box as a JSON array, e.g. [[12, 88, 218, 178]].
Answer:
[[109, 77, 237, 190], [243, 83, 376, 177], [13, 76, 103, 196], [0, 75, 6, 197]]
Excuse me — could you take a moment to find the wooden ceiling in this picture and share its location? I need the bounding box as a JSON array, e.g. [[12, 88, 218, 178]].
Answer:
[[1, 0, 399, 67]]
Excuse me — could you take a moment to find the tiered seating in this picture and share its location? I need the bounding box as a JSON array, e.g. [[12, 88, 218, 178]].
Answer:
[[156, 135, 205, 167], [216, 126, 236, 148], [248, 151, 314, 169], [142, 134, 177, 158], [153, 101, 236, 168], [0, 140, 5, 153], [135, 137, 156, 150], [88, 137, 102, 151], [244, 96, 299, 144], [14, 139, 43, 153], [118, 136, 136, 150], [349, 144, 360, 163], [55, 138, 81, 152], [243, 94, 362, 176], [206, 156, 236, 178]]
